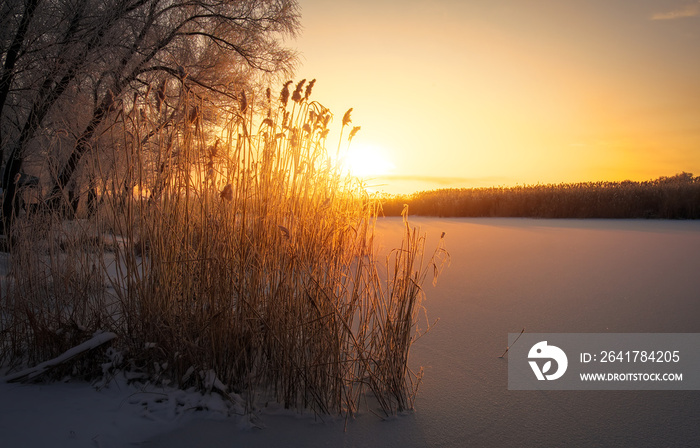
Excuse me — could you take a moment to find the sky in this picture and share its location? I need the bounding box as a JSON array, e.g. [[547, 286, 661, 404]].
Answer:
[[291, 0, 700, 194]]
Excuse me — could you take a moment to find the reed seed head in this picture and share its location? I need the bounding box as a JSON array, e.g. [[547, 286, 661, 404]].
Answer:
[[156, 80, 166, 111], [278, 225, 290, 239], [220, 184, 233, 201], [188, 106, 199, 124], [305, 78, 316, 100], [292, 79, 305, 103], [280, 80, 292, 107], [348, 126, 361, 142], [240, 90, 248, 113], [104, 89, 115, 112], [342, 108, 353, 127], [209, 139, 220, 159]]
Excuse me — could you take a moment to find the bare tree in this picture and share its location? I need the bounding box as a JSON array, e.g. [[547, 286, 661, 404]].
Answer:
[[1, 0, 300, 229]]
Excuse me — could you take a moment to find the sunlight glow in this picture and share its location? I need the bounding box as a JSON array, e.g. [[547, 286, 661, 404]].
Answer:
[[297, 1, 700, 194], [345, 143, 395, 178]]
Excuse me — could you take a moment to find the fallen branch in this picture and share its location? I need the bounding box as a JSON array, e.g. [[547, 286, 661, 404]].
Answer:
[[2, 332, 117, 383]]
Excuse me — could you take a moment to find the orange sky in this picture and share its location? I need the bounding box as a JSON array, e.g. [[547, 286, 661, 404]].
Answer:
[[293, 0, 700, 194]]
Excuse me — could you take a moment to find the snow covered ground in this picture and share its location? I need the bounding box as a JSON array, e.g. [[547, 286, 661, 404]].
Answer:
[[2, 218, 700, 447]]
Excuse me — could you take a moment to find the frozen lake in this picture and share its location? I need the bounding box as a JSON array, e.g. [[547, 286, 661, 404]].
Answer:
[[374, 218, 700, 447], [3, 218, 700, 447]]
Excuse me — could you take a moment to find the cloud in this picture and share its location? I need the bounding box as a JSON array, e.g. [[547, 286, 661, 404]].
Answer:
[[651, 1, 700, 20]]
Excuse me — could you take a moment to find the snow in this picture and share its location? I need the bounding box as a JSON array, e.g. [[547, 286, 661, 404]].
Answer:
[[3, 218, 700, 447], [0, 374, 249, 448]]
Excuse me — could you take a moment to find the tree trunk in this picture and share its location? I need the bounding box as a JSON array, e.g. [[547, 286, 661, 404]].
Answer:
[[1, 147, 23, 233], [0, 0, 43, 163]]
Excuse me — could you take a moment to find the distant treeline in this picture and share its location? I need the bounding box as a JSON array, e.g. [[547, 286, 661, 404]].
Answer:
[[381, 173, 700, 219]]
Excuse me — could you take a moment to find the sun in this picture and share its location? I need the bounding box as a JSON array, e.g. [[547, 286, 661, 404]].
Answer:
[[344, 143, 395, 178]]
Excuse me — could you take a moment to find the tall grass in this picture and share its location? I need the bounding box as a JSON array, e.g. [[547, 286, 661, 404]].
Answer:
[[0, 80, 446, 417]]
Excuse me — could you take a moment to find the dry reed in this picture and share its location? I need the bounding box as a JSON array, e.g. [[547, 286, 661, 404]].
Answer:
[[0, 80, 446, 418]]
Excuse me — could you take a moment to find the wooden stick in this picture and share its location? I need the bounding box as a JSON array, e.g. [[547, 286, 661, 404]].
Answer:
[[499, 327, 525, 358]]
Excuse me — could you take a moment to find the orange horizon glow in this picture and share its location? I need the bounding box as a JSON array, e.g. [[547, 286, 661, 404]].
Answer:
[[294, 0, 700, 195]]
